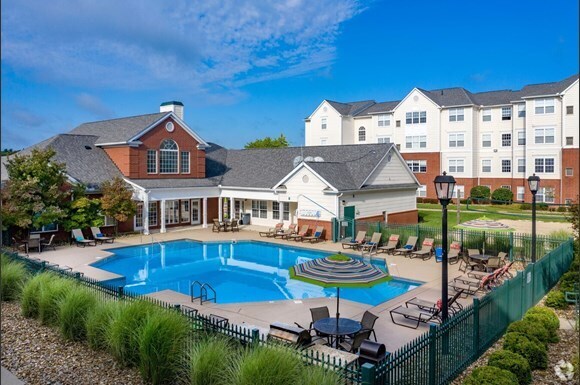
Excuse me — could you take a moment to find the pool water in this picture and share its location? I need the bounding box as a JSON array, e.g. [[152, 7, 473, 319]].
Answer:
[[93, 240, 421, 306]]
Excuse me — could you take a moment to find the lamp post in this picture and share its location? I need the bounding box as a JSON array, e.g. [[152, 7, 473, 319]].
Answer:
[[527, 174, 540, 263], [434, 171, 456, 323]]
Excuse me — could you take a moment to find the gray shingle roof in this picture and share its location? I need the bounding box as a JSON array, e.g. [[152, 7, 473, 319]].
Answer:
[[68, 112, 169, 145], [327, 100, 376, 116], [471, 90, 517, 106], [419, 87, 477, 107], [518, 74, 578, 97], [358, 101, 400, 115]]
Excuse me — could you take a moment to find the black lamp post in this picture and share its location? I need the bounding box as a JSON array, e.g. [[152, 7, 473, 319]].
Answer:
[[527, 174, 540, 263], [434, 171, 456, 323]]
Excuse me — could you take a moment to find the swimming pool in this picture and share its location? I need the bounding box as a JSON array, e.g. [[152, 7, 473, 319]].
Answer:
[[93, 240, 421, 306]]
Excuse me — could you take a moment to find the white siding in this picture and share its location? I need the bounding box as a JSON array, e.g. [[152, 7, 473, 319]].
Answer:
[[283, 167, 337, 221], [563, 81, 579, 149], [365, 149, 416, 186], [341, 189, 417, 219], [305, 101, 344, 146]]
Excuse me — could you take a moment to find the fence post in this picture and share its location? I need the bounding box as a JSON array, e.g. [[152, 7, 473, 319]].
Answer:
[[251, 328, 260, 348], [173, 304, 181, 312], [118, 286, 124, 299], [509, 232, 514, 261], [74, 272, 82, 280], [472, 298, 480, 358], [428, 324, 437, 385], [361, 362, 376, 385]]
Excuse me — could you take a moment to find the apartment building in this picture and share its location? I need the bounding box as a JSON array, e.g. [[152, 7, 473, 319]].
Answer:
[[305, 75, 579, 204]]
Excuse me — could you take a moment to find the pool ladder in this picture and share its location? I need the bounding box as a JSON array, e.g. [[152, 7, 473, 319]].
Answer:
[[190, 281, 216, 304]]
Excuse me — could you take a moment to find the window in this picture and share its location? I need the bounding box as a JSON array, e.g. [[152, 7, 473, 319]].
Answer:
[[565, 199, 573, 205], [31, 223, 58, 233], [320, 138, 327, 145], [165, 200, 180, 224], [482, 133, 492, 148], [566, 137, 574, 145], [483, 108, 492, 122], [501, 107, 512, 120], [406, 160, 427, 173], [535, 98, 555, 114], [272, 202, 280, 220], [517, 186, 525, 201], [252, 200, 267, 219], [517, 158, 525, 173], [449, 133, 465, 147], [502, 133, 511, 147], [453, 185, 465, 199], [273, 202, 290, 220], [501, 185, 511, 190], [377, 136, 391, 144], [535, 158, 555, 173], [481, 159, 491, 173], [358, 127, 366, 142], [566, 106, 574, 115], [180, 200, 190, 223], [534, 127, 555, 144], [537, 187, 555, 203], [282, 202, 290, 220], [517, 104, 526, 118], [448, 159, 464, 173], [449, 108, 464, 122], [565, 168, 573, 176], [149, 202, 158, 226], [417, 185, 427, 197], [501, 159, 511, 173], [159, 139, 178, 173], [405, 111, 427, 124], [517, 131, 526, 146], [396, 120, 401, 127], [405, 135, 427, 149], [135, 203, 144, 227], [147, 150, 157, 173], [321, 117, 327, 130], [103, 216, 115, 226], [378, 115, 390, 126], [180, 151, 190, 173]]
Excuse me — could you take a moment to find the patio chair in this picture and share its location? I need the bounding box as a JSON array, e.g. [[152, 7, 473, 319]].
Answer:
[[468, 261, 514, 282], [40, 234, 56, 251], [392, 236, 418, 256], [12, 237, 27, 254], [302, 226, 324, 243], [406, 289, 464, 316], [342, 231, 367, 249], [447, 242, 462, 264], [259, 222, 283, 237], [485, 256, 501, 272], [449, 273, 495, 297], [273, 223, 295, 239], [458, 255, 481, 273], [361, 232, 382, 255], [72, 229, 97, 247], [409, 238, 434, 260], [212, 218, 226, 232], [338, 330, 372, 353], [91, 227, 115, 244], [390, 304, 441, 329], [287, 225, 310, 241], [229, 219, 240, 232], [309, 306, 330, 329], [497, 252, 508, 266], [27, 234, 42, 253], [359, 310, 379, 341], [467, 249, 486, 271], [377, 234, 400, 254]]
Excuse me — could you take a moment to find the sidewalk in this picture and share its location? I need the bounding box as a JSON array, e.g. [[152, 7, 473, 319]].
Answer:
[[1, 367, 25, 385]]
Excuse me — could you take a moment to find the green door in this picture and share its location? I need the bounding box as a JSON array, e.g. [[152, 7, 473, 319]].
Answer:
[[344, 206, 355, 239]]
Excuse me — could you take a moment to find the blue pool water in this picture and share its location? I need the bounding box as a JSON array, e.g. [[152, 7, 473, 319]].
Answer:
[[93, 240, 421, 306]]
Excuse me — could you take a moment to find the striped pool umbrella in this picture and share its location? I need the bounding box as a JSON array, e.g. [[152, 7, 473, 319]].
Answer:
[[289, 254, 391, 321], [455, 216, 515, 232]]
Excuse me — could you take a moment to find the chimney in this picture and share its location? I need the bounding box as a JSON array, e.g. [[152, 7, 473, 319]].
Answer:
[[160, 101, 184, 120]]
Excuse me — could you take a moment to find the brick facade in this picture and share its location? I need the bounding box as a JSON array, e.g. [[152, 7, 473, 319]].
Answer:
[[388, 209, 418, 224], [400, 152, 440, 197], [296, 219, 331, 241], [562, 148, 580, 203]]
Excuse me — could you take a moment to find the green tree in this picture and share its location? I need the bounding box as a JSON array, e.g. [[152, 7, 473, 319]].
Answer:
[[244, 134, 289, 149], [61, 185, 104, 231], [1, 148, 70, 232], [1, 148, 16, 156], [100, 177, 136, 235]]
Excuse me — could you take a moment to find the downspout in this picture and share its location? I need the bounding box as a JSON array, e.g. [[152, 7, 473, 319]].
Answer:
[[560, 94, 564, 204]]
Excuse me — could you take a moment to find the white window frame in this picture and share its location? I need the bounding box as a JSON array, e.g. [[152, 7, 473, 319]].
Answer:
[[516, 186, 525, 201], [180, 200, 190, 223], [149, 202, 158, 226], [321, 117, 327, 130], [517, 104, 526, 118], [406, 160, 427, 173], [164, 200, 180, 224], [147, 150, 157, 174], [405, 111, 427, 124], [320, 138, 327, 145], [517, 131, 526, 146], [534, 127, 555, 144], [417, 185, 427, 197], [534, 98, 555, 115], [30, 223, 59, 233], [405, 135, 427, 149], [358, 127, 366, 142], [448, 159, 464, 173], [537, 187, 555, 203], [449, 133, 465, 148], [517, 158, 525, 173], [481, 159, 491, 173], [377, 114, 390, 127], [482, 133, 492, 148], [180, 151, 190, 173], [272, 201, 281, 220], [252, 200, 267, 219], [453, 185, 465, 199], [501, 159, 511, 173], [482, 108, 492, 122], [501, 133, 512, 147], [377, 136, 391, 144], [501, 107, 512, 120], [159, 139, 179, 174], [449, 108, 464, 122], [535, 158, 555, 173]]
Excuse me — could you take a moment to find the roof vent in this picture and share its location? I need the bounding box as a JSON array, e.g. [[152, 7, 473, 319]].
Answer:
[[314, 156, 324, 162], [160, 101, 184, 120], [440, 90, 444, 95], [84, 145, 92, 150], [304, 156, 314, 162], [292, 156, 303, 167]]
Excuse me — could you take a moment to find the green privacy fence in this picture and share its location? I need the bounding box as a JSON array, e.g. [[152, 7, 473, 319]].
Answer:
[[353, 222, 568, 263]]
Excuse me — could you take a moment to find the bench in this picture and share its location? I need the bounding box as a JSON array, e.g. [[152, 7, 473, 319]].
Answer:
[[267, 322, 312, 347]]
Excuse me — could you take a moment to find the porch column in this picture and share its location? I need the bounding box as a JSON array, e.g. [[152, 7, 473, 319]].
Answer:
[[160, 199, 166, 233], [230, 197, 235, 220], [218, 197, 223, 221], [202, 197, 208, 228], [143, 195, 150, 235]]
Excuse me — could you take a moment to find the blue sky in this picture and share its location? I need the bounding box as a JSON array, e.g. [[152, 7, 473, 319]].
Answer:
[[1, 0, 578, 150]]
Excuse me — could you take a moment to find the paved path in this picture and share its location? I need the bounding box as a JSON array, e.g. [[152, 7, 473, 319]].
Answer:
[[1, 367, 25, 385]]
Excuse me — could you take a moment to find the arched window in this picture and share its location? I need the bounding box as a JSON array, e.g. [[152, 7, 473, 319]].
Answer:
[[159, 139, 178, 173], [358, 126, 366, 142]]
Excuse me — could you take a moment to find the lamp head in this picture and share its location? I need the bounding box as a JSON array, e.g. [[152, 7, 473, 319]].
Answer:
[[433, 171, 456, 205], [527, 174, 540, 194]]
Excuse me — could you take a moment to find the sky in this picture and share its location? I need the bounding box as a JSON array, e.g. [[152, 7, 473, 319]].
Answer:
[[1, 0, 578, 151]]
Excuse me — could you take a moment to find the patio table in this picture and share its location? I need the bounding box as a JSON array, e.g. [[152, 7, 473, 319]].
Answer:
[[469, 254, 492, 271], [313, 317, 361, 348]]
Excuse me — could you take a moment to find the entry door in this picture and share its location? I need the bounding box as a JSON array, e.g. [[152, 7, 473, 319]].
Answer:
[[344, 205, 355, 239], [191, 200, 201, 224]]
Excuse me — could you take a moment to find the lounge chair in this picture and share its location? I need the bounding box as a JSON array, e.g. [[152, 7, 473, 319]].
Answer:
[[361, 232, 382, 255], [302, 226, 324, 243], [338, 330, 372, 353], [468, 261, 514, 282], [259, 223, 283, 237], [342, 231, 366, 249], [359, 310, 379, 341], [72, 229, 97, 247], [447, 242, 462, 264], [409, 238, 434, 260], [405, 289, 464, 316], [449, 273, 496, 297], [392, 236, 418, 256], [41, 234, 56, 251], [91, 227, 115, 244], [378, 234, 400, 254], [390, 305, 441, 329], [12, 237, 27, 253], [458, 255, 481, 273], [275, 224, 296, 239], [287, 225, 310, 241], [229, 219, 240, 232], [212, 219, 226, 232]]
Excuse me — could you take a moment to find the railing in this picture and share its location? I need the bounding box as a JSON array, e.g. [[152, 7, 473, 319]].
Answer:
[[190, 281, 217, 304]]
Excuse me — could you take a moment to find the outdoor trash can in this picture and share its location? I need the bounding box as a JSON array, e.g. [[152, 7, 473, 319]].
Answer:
[[242, 213, 251, 225], [435, 246, 443, 262], [358, 340, 389, 365]]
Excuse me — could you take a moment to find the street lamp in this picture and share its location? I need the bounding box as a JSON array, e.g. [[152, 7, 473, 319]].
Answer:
[[434, 171, 456, 323], [527, 174, 540, 263]]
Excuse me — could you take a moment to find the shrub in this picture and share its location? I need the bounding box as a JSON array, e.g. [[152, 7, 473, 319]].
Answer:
[[559, 271, 579, 293], [21, 272, 56, 318], [58, 288, 97, 341], [470, 186, 491, 202], [38, 277, 76, 326], [137, 310, 190, 385], [463, 366, 518, 385], [299, 365, 343, 385], [1, 259, 30, 301], [231, 346, 301, 385], [520, 203, 532, 210], [503, 332, 548, 370], [524, 307, 560, 343], [86, 300, 123, 351], [545, 290, 569, 309], [506, 320, 550, 347], [188, 335, 239, 385], [557, 206, 569, 212], [491, 188, 513, 204], [106, 300, 157, 367], [537, 203, 549, 211], [487, 349, 531, 385]]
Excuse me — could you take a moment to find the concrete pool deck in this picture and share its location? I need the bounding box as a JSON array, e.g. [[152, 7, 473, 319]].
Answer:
[[18, 225, 493, 353]]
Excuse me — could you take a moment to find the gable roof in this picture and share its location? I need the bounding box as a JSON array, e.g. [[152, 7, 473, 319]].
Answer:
[[326, 100, 376, 116], [358, 101, 400, 115], [518, 74, 579, 98], [418, 87, 477, 107]]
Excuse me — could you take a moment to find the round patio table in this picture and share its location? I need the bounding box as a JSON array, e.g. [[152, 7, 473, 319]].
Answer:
[[469, 254, 492, 271], [313, 317, 361, 348]]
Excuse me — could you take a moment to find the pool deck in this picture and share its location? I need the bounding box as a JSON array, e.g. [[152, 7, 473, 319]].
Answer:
[[18, 225, 489, 353]]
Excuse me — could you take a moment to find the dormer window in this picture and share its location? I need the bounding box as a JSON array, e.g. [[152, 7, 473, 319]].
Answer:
[[159, 139, 178, 173]]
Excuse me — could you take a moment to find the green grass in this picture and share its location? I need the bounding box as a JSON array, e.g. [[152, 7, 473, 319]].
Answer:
[[299, 365, 343, 385], [20, 272, 57, 318], [0, 258, 30, 301], [38, 277, 76, 326], [230, 346, 302, 385], [86, 300, 124, 351], [58, 287, 98, 341], [187, 335, 240, 385]]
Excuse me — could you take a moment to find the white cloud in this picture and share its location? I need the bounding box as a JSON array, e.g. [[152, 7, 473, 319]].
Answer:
[[75, 93, 114, 118], [1, 0, 363, 95]]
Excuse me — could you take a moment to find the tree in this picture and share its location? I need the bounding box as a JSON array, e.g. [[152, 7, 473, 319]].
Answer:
[[1, 148, 70, 233], [100, 177, 137, 234], [470, 185, 491, 203], [491, 188, 513, 204], [1, 148, 16, 156], [244, 134, 289, 149], [61, 184, 104, 231]]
